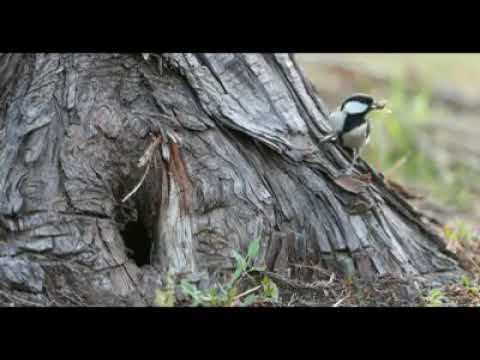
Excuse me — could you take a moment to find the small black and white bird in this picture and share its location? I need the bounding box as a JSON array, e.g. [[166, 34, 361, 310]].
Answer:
[[322, 93, 389, 174]]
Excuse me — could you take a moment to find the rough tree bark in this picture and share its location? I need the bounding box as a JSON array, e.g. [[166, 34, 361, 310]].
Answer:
[[0, 53, 462, 306]]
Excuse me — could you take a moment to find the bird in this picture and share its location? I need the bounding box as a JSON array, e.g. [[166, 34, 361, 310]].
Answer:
[[321, 93, 389, 175]]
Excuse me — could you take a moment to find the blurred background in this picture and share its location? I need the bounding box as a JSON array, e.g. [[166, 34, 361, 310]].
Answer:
[[297, 54, 480, 271]]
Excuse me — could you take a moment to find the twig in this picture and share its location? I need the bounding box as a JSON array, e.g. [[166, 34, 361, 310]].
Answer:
[[309, 272, 336, 288], [233, 285, 262, 302], [255, 270, 310, 290], [138, 135, 162, 168], [328, 272, 335, 284], [121, 162, 151, 203], [469, 258, 480, 272], [287, 294, 296, 306], [121, 134, 162, 203], [58, 291, 86, 306], [332, 296, 348, 307]]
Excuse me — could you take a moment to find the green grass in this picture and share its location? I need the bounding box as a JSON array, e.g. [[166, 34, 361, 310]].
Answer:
[[298, 54, 480, 213], [423, 274, 480, 307], [424, 287, 447, 307], [298, 54, 480, 212], [154, 238, 280, 307], [363, 73, 478, 211]]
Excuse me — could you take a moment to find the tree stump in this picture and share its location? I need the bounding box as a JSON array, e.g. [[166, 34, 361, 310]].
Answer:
[[0, 53, 462, 306]]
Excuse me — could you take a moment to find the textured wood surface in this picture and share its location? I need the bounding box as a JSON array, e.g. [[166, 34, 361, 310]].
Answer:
[[0, 53, 461, 305]]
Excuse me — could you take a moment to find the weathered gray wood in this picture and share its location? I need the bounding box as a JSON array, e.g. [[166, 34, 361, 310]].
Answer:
[[0, 53, 462, 306]]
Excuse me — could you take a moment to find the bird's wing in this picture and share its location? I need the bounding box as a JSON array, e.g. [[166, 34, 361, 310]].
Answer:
[[328, 110, 346, 133]]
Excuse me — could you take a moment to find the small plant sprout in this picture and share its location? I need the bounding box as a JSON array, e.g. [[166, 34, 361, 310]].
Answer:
[[425, 288, 447, 307], [178, 237, 279, 307]]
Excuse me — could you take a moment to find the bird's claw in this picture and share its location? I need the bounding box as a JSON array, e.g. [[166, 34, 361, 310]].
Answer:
[[342, 168, 354, 176]]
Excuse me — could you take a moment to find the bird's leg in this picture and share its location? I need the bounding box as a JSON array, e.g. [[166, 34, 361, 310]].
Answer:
[[343, 149, 373, 181], [343, 149, 358, 175]]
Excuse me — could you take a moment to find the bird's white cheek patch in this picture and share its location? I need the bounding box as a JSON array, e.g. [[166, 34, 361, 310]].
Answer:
[[343, 101, 368, 114]]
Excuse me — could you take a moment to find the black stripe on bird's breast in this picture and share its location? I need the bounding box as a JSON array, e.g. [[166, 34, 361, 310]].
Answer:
[[341, 114, 367, 134]]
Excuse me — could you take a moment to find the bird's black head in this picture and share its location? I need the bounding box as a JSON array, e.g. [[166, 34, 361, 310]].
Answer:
[[340, 93, 385, 115]]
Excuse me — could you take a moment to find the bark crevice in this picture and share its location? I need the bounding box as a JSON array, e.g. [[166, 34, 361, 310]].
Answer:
[[0, 53, 463, 305]]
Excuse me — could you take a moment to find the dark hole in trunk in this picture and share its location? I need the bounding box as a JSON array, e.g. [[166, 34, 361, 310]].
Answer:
[[121, 220, 152, 267]]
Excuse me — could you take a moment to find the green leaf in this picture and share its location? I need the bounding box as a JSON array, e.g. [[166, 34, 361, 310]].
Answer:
[[426, 288, 446, 307], [154, 288, 175, 307], [231, 266, 244, 284], [226, 286, 238, 304], [461, 275, 471, 288], [209, 287, 219, 298], [247, 238, 261, 261], [261, 276, 279, 302], [232, 250, 247, 268], [251, 266, 267, 273], [181, 280, 201, 300], [231, 250, 247, 283], [205, 289, 218, 306], [217, 283, 228, 296], [240, 294, 258, 307]]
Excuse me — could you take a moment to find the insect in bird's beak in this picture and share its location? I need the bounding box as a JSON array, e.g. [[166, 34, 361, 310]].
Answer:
[[372, 100, 392, 114]]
